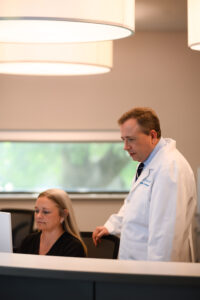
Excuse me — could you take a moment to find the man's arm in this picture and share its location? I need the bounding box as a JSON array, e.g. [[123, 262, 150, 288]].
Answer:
[[92, 226, 109, 246], [92, 202, 126, 246]]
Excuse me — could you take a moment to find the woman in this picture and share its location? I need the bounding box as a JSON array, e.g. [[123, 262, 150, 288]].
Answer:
[[19, 189, 87, 257]]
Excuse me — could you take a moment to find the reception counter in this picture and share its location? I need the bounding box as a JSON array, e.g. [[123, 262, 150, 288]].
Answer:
[[0, 252, 200, 300]]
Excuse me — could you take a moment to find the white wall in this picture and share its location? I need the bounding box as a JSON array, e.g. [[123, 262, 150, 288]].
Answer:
[[0, 31, 200, 228], [0, 32, 200, 172]]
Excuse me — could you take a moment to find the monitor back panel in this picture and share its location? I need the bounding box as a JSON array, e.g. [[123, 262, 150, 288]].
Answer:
[[0, 212, 13, 253]]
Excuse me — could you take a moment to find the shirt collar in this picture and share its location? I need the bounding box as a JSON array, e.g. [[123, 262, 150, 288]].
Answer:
[[143, 137, 166, 167]]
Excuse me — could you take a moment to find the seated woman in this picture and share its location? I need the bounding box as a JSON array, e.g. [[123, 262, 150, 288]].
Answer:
[[19, 188, 87, 257]]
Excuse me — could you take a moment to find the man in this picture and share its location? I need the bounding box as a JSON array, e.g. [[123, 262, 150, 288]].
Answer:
[[93, 107, 197, 261]]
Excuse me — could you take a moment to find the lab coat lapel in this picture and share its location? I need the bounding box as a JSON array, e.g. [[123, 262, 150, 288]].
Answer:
[[131, 168, 151, 192], [129, 140, 169, 194]]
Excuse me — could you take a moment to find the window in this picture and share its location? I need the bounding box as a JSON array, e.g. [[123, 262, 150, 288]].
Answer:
[[0, 141, 137, 193]]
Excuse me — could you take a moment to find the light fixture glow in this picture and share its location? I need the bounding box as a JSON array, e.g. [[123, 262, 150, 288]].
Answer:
[[0, 0, 135, 43], [0, 42, 113, 76], [188, 0, 200, 51]]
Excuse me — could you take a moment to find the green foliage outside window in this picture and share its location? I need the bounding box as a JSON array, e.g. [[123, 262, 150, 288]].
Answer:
[[0, 142, 137, 193]]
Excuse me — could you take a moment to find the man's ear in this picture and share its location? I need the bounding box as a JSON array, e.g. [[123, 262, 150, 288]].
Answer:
[[150, 130, 158, 143]]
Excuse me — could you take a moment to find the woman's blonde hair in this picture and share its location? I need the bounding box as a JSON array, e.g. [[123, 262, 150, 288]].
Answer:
[[38, 188, 87, 255]]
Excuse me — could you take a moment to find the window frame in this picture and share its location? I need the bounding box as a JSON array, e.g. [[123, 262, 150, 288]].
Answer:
[[0, 130, 121, 142]]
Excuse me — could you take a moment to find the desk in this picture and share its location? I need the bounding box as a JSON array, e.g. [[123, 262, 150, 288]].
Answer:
[[0, 253, 200, 300]]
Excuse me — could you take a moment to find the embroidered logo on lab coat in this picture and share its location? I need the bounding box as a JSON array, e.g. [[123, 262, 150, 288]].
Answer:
[[140, 178, 151, 187]]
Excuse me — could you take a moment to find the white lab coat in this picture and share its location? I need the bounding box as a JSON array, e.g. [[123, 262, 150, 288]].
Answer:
[[105, 138, 197, 261]]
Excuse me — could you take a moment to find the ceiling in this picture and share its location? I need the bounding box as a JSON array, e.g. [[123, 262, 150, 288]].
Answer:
[[135, 0, 187, 31]]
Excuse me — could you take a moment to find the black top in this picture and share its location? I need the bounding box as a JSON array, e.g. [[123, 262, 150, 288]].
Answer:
[[18, 231, 86, 257]]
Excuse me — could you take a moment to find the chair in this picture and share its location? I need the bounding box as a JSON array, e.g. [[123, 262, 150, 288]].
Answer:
[[81, 231, 119, 259], [1, 209, 34, 252]]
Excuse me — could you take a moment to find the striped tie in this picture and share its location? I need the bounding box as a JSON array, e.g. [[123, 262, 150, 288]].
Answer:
[[135, 163, 144, 181]]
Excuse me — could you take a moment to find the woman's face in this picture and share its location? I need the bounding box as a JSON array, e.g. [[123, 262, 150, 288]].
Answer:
[[35, 196, 64, 232]]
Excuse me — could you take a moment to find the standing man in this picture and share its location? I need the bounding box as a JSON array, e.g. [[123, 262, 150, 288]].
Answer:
[[93, 107, 197, 261]]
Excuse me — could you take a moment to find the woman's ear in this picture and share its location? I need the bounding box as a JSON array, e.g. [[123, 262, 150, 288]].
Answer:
[[60, 209, 68, 223], [63, 209, 69, 217]]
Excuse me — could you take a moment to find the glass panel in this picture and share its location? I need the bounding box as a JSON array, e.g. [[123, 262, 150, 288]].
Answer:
[[0, 142, 137, 193]]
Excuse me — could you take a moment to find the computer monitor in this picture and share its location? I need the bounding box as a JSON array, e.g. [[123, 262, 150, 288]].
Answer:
[[0, 212, 13, 253]]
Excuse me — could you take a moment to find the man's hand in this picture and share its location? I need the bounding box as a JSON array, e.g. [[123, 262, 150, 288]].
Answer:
[[92, 226, 109, 246]]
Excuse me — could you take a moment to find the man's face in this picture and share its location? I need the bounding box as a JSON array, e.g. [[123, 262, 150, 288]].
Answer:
[[120, 118, 158, 162]]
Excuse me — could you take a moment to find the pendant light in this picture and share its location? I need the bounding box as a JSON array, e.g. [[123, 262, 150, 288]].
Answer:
[[188, 0, 200, 51], [0, 0, 135, 43], [0, 41, 113, 76]]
